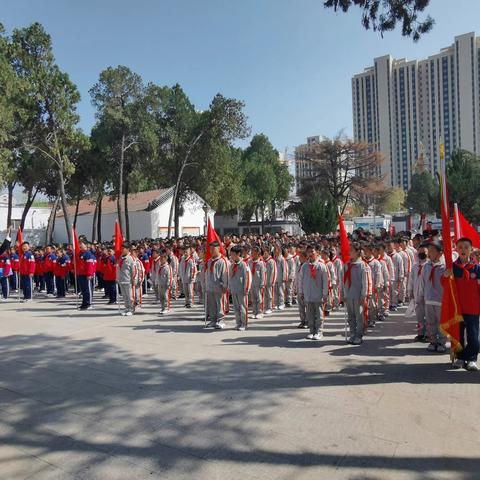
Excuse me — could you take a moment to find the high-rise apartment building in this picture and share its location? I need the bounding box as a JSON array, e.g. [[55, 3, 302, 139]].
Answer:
[[352, 32, 480, 190], [294, 135, 326, 194]]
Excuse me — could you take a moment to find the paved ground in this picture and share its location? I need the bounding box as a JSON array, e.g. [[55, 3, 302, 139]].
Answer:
[[0, 292, 479, 480]]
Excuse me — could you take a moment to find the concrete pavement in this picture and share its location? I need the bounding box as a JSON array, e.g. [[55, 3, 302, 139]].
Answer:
[[0, 293, 479, 480]]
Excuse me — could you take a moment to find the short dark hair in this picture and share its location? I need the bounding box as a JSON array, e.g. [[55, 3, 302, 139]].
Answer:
[[122, 241, 132, 249], [456, 237, 473, 246], [231, 245, 242, 255]]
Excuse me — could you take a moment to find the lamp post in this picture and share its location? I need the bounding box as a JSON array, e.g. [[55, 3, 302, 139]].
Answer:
[[202, 203, 208, 236]]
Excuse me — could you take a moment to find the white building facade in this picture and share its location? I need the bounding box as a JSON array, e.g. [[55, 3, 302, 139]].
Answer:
[[352, 32, 480, 190]]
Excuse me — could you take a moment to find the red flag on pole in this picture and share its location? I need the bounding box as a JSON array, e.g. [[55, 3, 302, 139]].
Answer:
[[205, 218, 225, 264], [438, 139, 463, 353], [114, 221, 123, 261], [17, 227, 24, 258], [453, 204, 480, 248], [338, 211, 350, 264]]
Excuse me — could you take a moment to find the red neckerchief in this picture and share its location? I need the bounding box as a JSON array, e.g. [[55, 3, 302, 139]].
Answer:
[[344, 262, 354, 288], [455, 258, 477, 279], [252, 260, 259, 275], [418, 263, 424, 276], [308, 262, 317, 279], [231, 261, 240, 277], [184, 255, 192, 272], [210, 256, 220, 273], [243, 257, 250, 265], [429, 263, 440, 284]]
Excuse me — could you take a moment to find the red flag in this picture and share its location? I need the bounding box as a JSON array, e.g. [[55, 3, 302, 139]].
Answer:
[[114, 221, 123, 260], [438, 140, 463, 353], [71, 226, 79, 274], [338, 212, 350, 264], [453, 204, 480, 248], [17, 227, 24, 259], [205, 218, 225, 264]]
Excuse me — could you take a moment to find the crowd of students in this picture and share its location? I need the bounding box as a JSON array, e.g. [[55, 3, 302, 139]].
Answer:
[[0, 228, 479, 371]]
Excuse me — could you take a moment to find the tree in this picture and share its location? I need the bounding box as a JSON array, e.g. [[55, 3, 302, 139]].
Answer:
[[446, 150, 480, 223], [405, 171, 437, 216], [239, 134, 293, 232], [298, 134, 384, 213], [90, 66, 144, 238], [323, 0, 434, 41], [289, 190, 337, 234]]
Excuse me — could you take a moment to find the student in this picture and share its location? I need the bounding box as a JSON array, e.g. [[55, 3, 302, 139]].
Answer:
[[0, 250, 11, 300], [249, 246, 265, 319], [343, 243, 371, 345], [262, 248, 277, 314], [139, 246, 151, 295], [103, 247, 118, 305], [298, 244, 329, 340], [19, 242, 36, 301], [166, 244, 179, 300], [295, 251, 308, 329], [408, 243, 428, 342], [376, 243, 393, 318], [205, 241, 229, 329], [43, 245, 57, 296], [77, 240, 96, 310], [9, 247, 19, 292], [331, 246, 344, 308], [54, 248, 70, 298], [157, 249, 172, 315], [196, 248, 205, 305], [386, 240, 404, 311], [284, 246, 296, 307], [273, 245, 288, 310], [363, 244, 381, 327], [182, 244, 197, 308], [419, 241, 446, 353], [131, 248, 144, 308], [150, 249, 162, 303], [229, 246, 252, 331], [34, 248, 45, 293], [447, 237, 480, 371], [117, 242, 137, 316], [320, 249, 336, 317]]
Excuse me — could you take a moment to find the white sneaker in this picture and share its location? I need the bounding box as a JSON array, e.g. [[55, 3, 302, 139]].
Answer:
[[306, 334, 314, 340], [215, 321, 226, 330], [252, 314, 257, 319], [265, 309, 272, 314], [256, 313, 263, 319], [238, 327, 246, 331], [466, 361, 479, 371], [278, 305, 285, 311], [312, 333, 323, 341]]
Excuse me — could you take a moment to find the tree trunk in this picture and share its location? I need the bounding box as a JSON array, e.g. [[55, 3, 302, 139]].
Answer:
[[6, 181, 15, 228], [58, 168, 73, 245], [45, 195, 59, 244], [124, 179, 130, 241], [117, 134, 125, 234], [73, 191, 81, 229], [97, 194, 103, 242], [91, 200, 99, 242], [20, 187, 38, 231], [260, 204, 265, 235], [174, 195, 180, 238]]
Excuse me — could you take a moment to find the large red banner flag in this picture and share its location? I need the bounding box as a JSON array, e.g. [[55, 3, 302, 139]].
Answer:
[[114, 221, 123, 261], [205, 218, 225, 264], [438, 139, 463, 353], [338, 210, 350, 264], [453, 203, 480, 248]]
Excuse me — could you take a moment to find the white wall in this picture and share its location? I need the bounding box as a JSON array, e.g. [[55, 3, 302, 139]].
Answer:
[[0, 205, 51, 231]]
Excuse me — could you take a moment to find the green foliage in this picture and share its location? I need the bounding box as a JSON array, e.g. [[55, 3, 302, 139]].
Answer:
[[446, 150, 480, 223], [383, 187, 405, 213], [405, 171, 437, 215], [295, 190, 337, 234], [323, 0, 434, 41]]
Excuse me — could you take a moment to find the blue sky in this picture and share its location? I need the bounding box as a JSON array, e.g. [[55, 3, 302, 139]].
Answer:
[[2, 0, 480, 153]]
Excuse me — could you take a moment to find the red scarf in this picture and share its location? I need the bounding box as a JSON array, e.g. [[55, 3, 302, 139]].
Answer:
[[252, 261, 258, 275], [429, 264, 440, 284], [308, 263, 316, 279], [418, 264, 424, 276], [344, 262, 354, 288], [209, 257, 219, 273], [231, 262, 239, 277]]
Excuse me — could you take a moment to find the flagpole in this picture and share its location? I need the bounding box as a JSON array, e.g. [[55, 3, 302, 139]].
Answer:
[[72, 227, 79, 310], [453, 203, 461, 242]]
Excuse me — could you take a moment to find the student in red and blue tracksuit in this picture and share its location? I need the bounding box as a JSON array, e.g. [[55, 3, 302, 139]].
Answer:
[[34, 248, 45, 292], [447, 237, 480, 371], [9, 248, 19, 292], [103, 248, 117, 304], [77, 240, 96, 310], [139, 247, 150, 295], [19, 242, 36, 300], [0, 252, 12, 300], [43, 245, 57, 295], [54, 248, 70, 298]]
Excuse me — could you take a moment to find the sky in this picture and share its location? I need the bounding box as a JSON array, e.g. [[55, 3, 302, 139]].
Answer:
[[2, 0, 480, 155]]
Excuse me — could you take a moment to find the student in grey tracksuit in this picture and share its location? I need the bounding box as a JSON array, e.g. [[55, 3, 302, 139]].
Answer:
[[263, 251, 277, 313], [343, 243, 371, 345], [284, 251, 296, 307], [196, 253, 205, 305], [150, 250, 162, 302], [419, 242, 446, 352], [181, 247, 197, 308], [117, 244, 137, 316], [408, 245, 428, 341], [229, 246, 252, 330], [298, 245, 329, 340], [166, 247, 179, 299], [374, 245, 391, 320], [249, 247, 266, 319], [295, 251, 308, 328], [274, 246, 288, 310], [332, 250, 344, 308], [157, 250, 172, 314], [386, 242, 404, 309], [364, 245, 382, 327], [205, 242, 229, 329]]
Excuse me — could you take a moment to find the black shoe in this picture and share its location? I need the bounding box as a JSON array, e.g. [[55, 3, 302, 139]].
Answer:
[[297, 322, 306, 329], [324, 310, 330, 317], [102, 295, 108, 299], [79, 305, 88, 310], [185, 304, 192, 309], [107, 300, 115, 305], [285, 302, 292, 308]]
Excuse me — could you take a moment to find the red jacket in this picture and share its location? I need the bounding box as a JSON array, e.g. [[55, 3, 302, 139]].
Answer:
[[35, 255, 44, 275], [77, 250, 96, 276], [54, 255, 71, 278], [0, 254, 11, 277], [10, 254, 19, 272], [103, 256, 117, 281], [446, 259, 480, 315], [43, 253, 57, 273], [19, 251, 36, 276]]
